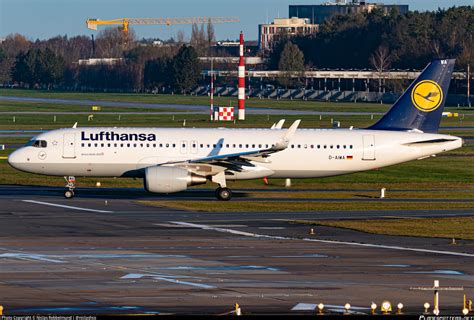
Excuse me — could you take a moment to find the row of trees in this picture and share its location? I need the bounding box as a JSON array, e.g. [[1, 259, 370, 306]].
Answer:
[[0, 21, 218, 91], [270, 6, 473, 70], [1, 6, 472, 92], [144, 46, 200, 92], [0, 29, 206, 91], [11, 48, 65, 88], [72, 45, 200, 92]]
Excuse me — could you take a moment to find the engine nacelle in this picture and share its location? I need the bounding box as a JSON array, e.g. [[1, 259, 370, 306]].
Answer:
[[144, 166, 207, 193]]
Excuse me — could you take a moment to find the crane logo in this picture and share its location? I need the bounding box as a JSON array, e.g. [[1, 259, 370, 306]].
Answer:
[[411, 80, 443, 112]]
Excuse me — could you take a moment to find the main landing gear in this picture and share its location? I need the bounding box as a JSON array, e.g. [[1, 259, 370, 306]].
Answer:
[[64, 176, 76, 199], [212, 171, 232, 201]]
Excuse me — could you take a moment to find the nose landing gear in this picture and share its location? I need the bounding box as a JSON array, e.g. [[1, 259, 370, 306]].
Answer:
[[64, 176, 76, 199]]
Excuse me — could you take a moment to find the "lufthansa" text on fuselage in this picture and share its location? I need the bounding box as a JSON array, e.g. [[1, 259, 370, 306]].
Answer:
[[81, 131, 157, 141]]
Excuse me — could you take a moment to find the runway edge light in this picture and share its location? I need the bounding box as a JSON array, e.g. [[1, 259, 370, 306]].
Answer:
[[424, 302, 430, 314], [370, 302, 377, 314], [344, 303, 351, 314], [234, 303, 242, 316], [397, 302, 404, 314], [317, 303, 324, 314], [381, 300, 392, 314]]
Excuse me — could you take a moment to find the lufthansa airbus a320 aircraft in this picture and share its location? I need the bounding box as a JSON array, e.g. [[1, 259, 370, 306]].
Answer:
[[8, 59, 463, 200]]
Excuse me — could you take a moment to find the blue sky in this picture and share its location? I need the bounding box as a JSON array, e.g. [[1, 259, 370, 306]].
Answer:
[[1, 0, 472, 41]]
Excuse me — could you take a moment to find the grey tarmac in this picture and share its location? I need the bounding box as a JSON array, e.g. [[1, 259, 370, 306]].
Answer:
[[0, 185, 472, 315]]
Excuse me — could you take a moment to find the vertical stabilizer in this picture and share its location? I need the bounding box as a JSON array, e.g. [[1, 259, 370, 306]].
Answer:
[[369, 59, 455, 133]]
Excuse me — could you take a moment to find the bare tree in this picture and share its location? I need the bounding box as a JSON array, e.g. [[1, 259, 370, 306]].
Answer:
[[176, 30, 186, 44], [278, 42, 305, 88], [370, 45, 392, 95], [95, 27, 137, 58], [190, 23, 207, 56], [206, 19, 215, 54], [0, 33, 31, 83], [430, 38, 442, 57]]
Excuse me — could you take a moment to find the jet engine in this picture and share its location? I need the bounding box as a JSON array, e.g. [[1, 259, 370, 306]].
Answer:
[[144, 166, 207, 193]]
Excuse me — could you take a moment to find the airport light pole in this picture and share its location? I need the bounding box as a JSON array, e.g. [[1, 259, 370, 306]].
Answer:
[[468, 64, 471, 108], [411, 280, 463, 315]]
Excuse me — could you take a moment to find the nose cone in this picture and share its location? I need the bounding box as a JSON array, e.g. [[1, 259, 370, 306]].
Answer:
[[8, 149, 24, 170]]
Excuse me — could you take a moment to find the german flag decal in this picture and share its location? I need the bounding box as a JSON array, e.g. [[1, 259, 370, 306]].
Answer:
[[347, 155, 353, 160]]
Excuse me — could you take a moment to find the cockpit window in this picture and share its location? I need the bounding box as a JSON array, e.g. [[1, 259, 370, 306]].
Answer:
[[29, 140, 47, 148]]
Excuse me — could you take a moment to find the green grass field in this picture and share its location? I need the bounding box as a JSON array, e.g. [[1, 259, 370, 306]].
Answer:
[[139, 200, 473, 212], [0, 100, 183, 113], [0, 90, 472, 218], [3, 88, 473, 113], [289, 217, 474, 240], [0, 88, 391, 112], [1, 90, 473, 240], [0, 109, 472, 131], [1, 152, 472, 190]]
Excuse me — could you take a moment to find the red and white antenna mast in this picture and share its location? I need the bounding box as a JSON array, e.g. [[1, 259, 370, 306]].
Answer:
[[238, 31, 245, 120], [210, 58, 214, 120]]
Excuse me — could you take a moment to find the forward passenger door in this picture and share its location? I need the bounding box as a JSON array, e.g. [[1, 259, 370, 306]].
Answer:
[[63, 133, 76, 159]]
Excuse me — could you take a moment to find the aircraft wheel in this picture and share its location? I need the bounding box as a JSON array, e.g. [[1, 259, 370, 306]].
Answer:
[[215, 187, 232, 201], [64, 190, 74, 199]]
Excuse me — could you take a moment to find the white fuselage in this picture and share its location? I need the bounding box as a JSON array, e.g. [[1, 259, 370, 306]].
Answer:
[[8, 127, 463, 180]]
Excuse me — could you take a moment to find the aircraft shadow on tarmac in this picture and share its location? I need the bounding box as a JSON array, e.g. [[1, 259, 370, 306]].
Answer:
[[1, 184, 252, 200]]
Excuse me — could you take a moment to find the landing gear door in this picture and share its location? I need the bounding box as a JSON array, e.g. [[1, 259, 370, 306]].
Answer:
[[362, 135, 375, 160], [63, 133, 76, 159]]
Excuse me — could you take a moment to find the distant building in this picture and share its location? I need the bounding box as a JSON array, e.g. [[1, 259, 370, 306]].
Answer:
[[216, 41, 240, 47], [212, 40, 260, 56], [289, 1, 409, 25], [258, 17, 319, 51], [77, 58, 124, 66], [199, 56, 265, 65]]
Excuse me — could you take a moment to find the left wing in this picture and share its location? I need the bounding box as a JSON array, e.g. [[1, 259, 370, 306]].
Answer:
[[160, 120, 300, 175]]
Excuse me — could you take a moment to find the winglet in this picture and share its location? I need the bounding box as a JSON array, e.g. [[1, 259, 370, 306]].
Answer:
[[274, 119, 300, 150], [275, 119, 285, 129], [72, 122, 78, 128]]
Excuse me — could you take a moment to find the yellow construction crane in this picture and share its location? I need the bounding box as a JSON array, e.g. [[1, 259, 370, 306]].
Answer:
[[86, 17, 240, 32]]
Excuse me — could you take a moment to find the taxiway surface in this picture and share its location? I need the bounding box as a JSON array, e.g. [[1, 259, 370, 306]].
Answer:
[[0, 186, 473, 315]]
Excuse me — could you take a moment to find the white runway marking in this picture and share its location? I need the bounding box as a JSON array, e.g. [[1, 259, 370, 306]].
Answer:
[[0, 253, 64, 263], [259, 227, 286, 230], [292, 303, 368, 314], [171, 221, 474, 258], [22, 200, 113, 213], [121, 273, 215, 289]]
